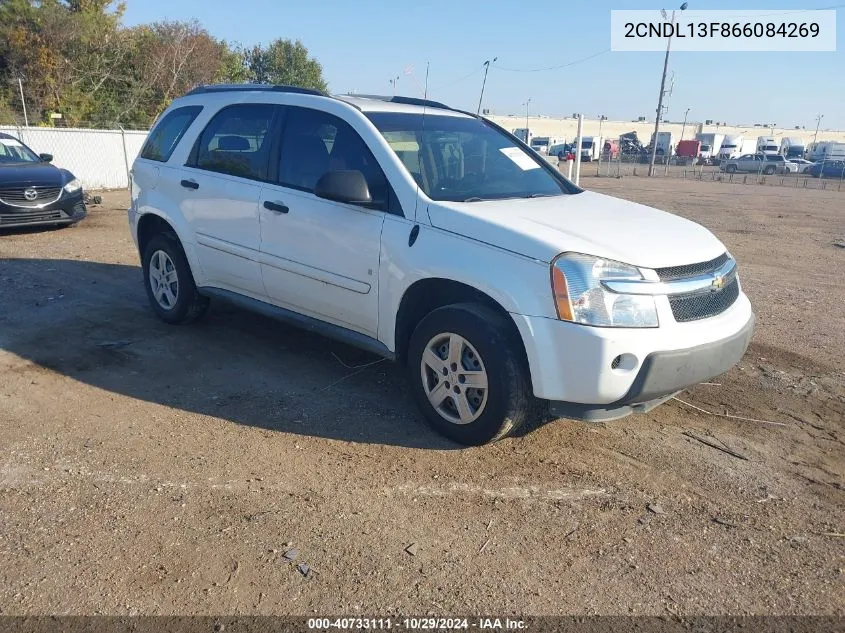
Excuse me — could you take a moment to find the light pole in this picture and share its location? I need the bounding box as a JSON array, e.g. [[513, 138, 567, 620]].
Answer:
[[477, 57, 497, 115], [813, 114, 824, 146], [648, 2, 688, 176], [15, 76, 29, 127], [680, 107, 690, 140], [523, 98, 531, 142], [389, 75, 399, 96]]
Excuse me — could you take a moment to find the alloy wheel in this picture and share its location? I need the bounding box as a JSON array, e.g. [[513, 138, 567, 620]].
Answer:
[[420, 332, 489, 425], [149, 249, 179, 310]]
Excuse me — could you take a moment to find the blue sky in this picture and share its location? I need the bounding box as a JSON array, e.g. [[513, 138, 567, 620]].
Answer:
[[123, 1, 844, 129]]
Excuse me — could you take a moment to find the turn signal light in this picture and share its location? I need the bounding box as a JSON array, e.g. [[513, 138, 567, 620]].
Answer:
[[551, 265, 574, 321]]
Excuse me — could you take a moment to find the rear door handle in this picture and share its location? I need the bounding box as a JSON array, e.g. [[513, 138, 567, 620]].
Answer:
[[263, 200, 289, 214], [180, 179, 199, 190]]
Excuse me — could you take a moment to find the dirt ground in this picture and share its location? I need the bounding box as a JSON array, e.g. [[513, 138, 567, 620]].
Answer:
[[0, 178, 843, 617]]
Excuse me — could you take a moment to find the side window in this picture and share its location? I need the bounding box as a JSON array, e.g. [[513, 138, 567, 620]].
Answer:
[[278, 107, 388, 209], [192, 104, 276, 180], [140, 106, 202, 162]]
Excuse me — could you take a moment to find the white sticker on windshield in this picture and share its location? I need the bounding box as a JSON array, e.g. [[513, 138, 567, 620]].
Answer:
[[500, 147, 540, 171], [0, 138, 23, 147]]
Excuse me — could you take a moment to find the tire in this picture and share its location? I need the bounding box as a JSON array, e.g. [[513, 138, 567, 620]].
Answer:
[[726, 164, 737, 173], [407, 303, 533, 445], [141, 232, 209, 325], [763, 166, 775, 175]]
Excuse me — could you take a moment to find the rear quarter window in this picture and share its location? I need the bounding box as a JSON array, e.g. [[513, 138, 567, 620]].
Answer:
[[140, 106, 203, 162]]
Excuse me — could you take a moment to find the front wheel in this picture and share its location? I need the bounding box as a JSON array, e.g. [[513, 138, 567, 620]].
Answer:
[[726, 164, 737, 173], [763, 166, 776, 175], [142, 233, 209, 325], [407, 303, 533, 445]]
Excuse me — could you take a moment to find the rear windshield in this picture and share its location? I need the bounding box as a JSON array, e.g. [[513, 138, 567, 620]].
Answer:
[[366, 112, 575, 202]]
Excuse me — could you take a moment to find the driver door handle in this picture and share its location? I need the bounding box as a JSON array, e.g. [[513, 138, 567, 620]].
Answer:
[[263, 200, 289, 214]]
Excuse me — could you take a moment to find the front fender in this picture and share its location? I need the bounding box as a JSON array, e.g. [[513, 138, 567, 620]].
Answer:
[[377, 215, 555, 351]]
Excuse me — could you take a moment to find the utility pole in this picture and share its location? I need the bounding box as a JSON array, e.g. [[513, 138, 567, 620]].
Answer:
[[574, 114, 584, 185], [680, 107, 690, 140], [389, 75, 399, 96], [648, 3, 688, 176], [477, 57, 497, 115], [17, 77, 29, 127], [597, 115, 606, 172], [813, 114, 824, 146], [522, 98, 531, 143]]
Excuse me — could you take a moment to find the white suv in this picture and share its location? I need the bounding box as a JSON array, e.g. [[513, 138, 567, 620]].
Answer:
[[128, 85, 755, 445]]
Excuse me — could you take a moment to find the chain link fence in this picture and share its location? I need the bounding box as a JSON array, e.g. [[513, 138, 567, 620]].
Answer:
[[587, 143, 845, 192]]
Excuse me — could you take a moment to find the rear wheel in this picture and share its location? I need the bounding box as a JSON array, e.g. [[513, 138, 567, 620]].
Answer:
[[407, 303, 533, 445], [142, 233, 209, 325], [726, 164, 737, 173], [763, 165, 775, 175]]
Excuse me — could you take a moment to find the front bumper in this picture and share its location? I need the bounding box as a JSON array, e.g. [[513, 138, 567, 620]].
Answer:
[[511, 291, 755, 409], [548, 313, 755, 421], [0, 192, 86, 229]]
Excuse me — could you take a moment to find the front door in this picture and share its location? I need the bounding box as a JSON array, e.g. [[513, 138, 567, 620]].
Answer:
[[258, 106, 390, 338]]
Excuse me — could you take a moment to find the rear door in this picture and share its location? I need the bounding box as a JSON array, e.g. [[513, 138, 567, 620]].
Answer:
[[179, 103, 281, 297], [257, 106, 392, 337], [739, 155, 757, 172]]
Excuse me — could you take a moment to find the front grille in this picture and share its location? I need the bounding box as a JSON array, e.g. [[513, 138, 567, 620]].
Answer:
[[656, 252, 729, 281], [669, 276, 740, 322], [0, 208, 65, 224], [0, 186, 62, 208]]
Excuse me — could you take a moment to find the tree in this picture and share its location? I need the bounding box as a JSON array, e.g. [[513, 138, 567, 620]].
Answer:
[[247, 39, 327, 92], [0, 2, 328, 127]]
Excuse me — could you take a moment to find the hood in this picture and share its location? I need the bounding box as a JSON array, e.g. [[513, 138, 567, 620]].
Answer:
[[0, 162, 69, 187], [427, 190, 726, 268]]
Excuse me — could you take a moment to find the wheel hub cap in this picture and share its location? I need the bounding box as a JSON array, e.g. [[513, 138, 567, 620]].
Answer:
[[149, 250, 179, 310], [420, 333, 489, 425]]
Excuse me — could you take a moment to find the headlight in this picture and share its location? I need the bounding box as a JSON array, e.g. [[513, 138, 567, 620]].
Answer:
[[63, 178, 82, 194], [551, 253, 659, 328]]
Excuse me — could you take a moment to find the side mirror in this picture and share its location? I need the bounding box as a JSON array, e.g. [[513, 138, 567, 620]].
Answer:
[[39, 153, 53, 162], [314, 170, 372, 205]]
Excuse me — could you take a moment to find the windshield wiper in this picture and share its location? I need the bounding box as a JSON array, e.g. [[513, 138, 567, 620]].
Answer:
[[461, 196, 487, 202], [525, 193, 554, 198]]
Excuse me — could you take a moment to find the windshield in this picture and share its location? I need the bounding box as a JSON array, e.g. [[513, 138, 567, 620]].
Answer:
[[366, 112, 571, 202], [0, 137, 40, 164], [763, 145, 778, 152], [722, 144, 736, 149], [580, 140, 593, 149], [532, 137, 549, 146]]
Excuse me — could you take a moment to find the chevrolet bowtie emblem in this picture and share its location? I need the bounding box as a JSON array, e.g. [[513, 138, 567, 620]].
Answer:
[[711, 274, 725, 291]]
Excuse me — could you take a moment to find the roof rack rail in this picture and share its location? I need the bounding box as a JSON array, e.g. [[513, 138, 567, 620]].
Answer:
[[186, 84, 324, 96], [346, 94, 453, 111]]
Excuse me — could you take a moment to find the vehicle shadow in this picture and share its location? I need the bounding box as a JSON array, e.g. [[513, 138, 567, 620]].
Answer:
[[0, 257, 462, 450]]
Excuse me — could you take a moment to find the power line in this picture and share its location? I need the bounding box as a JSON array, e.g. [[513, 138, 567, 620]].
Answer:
[[493, 49, 610, 73], [712, 3, 844, 18], [429, 65, 484, 91]]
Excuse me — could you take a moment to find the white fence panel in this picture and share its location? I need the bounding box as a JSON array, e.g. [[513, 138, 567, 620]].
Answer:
[[0, 126, 149, 190]]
